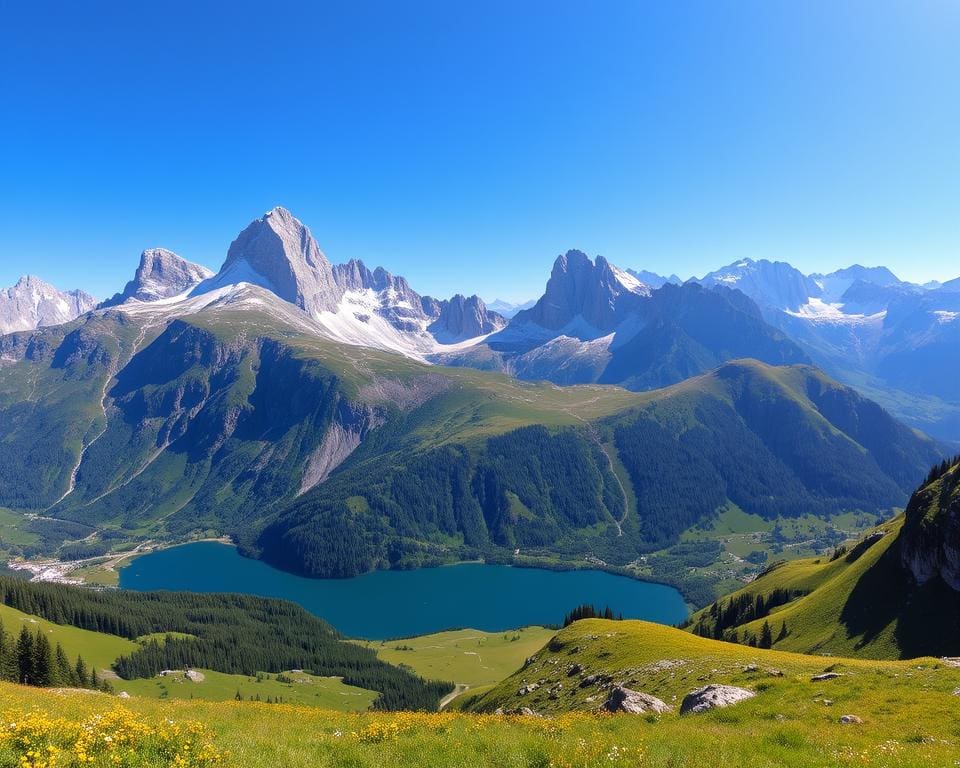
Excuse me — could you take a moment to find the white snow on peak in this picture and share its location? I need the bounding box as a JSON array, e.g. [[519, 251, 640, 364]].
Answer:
[[933, 310, 959, 324], [786, 298, 886, 325], [610, 264, 651, 296], [312, 289, 491, 360]]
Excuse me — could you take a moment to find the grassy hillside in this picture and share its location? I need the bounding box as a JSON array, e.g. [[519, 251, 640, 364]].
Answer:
[[359, 627, 555, 707], [687, 510, 960, 659], [2, 619, 950, 768], [470, 618, 960, 716], [2, 648, 959, 767]]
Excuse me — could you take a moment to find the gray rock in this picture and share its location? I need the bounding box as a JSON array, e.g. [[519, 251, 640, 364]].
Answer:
[[0, 275, 96, 335], [811, 672, 842, 682], [516, 250, 650, 332], [427, 294, 505, 339], [839, 714, 863, 724], [602, 686, 673, 715], [680, 684, 756, 715], [212, 206, 343, 315], [101, 248, 213, 307]]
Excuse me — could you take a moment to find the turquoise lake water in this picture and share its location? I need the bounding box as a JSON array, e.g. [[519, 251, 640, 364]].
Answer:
[[119, 542, 688, 639]]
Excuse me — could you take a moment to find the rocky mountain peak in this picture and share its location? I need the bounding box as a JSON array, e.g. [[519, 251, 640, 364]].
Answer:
[[517, 250, 648, 332], [100, 248, 213, 307], [699, 258, 821, 312], [214, 206, 342, 315], [428, 294, 505, 340], [1, 275, 97, 335]]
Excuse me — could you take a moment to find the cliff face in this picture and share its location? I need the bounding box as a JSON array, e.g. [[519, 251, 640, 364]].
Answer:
[[900, 459, 960, 590]]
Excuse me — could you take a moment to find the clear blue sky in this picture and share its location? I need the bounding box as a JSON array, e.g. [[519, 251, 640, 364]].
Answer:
[[1, 1, 958, 302]]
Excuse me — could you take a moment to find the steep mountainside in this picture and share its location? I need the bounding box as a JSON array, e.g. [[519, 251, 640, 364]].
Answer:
[[434, 252, 808, 390], [100, 248, 213, 306], [0, 275, 96, 335], [0, 291, 939, 595], [686, 459, 960, 659]]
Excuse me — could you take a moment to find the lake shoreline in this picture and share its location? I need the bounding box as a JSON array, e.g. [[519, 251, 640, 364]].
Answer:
[[120, 541, 689, 640]]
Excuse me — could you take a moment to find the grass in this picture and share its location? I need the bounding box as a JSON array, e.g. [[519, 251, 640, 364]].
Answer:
[[0, 602, 382, 711], [358, 627, 555, 697], [0, 626, 958, 767], [114, 669, 377, 711], [685, 515, 941, 659], [0, 603, 137, 674]]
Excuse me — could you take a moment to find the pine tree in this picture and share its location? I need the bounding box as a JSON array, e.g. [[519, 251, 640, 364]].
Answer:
[[16, 626, 33, 685], [759, 621, 773, 649], [54, 643, 73, 686], [776, 621, 788, 643], [75, 655, 89, 689], [0, 621, 17, 682], [31, 631, 53, 687]]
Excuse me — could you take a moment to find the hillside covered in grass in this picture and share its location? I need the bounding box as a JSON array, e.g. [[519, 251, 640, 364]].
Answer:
[[2, 643, 959, 768], [0, 576, 450, 711], [468, 618, 960, 717], [686, 459, 960, 659]]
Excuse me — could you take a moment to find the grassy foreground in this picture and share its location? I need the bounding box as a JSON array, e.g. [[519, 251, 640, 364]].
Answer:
[[1, 616, 958, 767], [1, 671, 958, 768]]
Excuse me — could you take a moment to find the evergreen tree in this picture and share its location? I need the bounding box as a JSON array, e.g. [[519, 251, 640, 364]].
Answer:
[[776, 621, 788, 642], [54, 643, 73, 686], [75, 655, 89, 688], [0, 620, 17, 682], [759, 620, 773, 649], [31, 631, 53, 687], [16, 626, 33, 685]]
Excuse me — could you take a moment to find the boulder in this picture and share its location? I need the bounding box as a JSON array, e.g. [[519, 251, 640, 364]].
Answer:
[[811, 672, 842, 681], [680, 684, 756, 715], [602, 686, 673, 715]]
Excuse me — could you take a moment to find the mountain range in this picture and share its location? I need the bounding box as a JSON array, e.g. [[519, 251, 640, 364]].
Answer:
[[5, 207, 954, 442], [0, 206, 953, 600]]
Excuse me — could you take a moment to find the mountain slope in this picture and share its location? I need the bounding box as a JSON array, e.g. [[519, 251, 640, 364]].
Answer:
[[693, 258, 960, 441], [100, 248, 213, 306], [436, 252, 809, 391], [0, 295, 940, 593], [468, 616, 960, 717], [687, 459, 960, 659]]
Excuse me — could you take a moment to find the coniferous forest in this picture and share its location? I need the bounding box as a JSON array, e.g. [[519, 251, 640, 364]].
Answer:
[[0, 577, 452, 711]]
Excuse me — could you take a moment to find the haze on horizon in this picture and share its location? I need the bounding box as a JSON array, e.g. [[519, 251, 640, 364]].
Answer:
[[1, 1, 958, 302]]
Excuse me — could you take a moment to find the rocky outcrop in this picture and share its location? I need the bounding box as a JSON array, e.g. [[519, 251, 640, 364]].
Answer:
[[602, 687, 673, 714], [428, 294, 505, 339], [211, 207, 343, 316], [0, 276, 96, 335], [900, 460, 960, 590], [298, 401, 382, 496], [515, 250, 649, 333], [101, 248, 213, 306], [679, 684, 755, 715]]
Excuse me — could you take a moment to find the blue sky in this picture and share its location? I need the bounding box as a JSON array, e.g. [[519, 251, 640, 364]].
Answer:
[[1, 1, 958, 302]]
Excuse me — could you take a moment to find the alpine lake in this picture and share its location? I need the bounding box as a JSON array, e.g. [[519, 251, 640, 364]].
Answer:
[[119, 541, 688, 639]]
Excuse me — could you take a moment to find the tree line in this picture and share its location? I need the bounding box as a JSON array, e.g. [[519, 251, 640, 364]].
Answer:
[[0, 617, 105, 691], [0, 576, 451, 711]]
